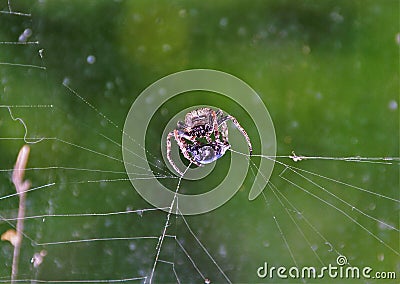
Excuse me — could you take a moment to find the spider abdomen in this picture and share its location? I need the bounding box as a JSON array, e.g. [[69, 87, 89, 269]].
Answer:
[[188, 142, 230, 165]]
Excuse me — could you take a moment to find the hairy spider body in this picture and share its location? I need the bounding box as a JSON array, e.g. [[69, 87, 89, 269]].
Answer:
[[166, 108, 252, 175]]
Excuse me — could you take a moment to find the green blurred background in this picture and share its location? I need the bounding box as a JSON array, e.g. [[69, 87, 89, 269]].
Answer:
[[0, 0, 398, 283]]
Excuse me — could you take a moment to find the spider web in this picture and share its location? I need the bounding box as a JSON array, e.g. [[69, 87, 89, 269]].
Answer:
[[0, 1, 399, 283]]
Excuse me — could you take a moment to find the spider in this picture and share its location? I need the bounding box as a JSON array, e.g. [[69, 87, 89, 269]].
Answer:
[[166, 107, 252, 175]]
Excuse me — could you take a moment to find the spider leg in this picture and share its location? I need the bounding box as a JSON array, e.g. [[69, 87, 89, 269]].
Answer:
[[177, 121, 186, 129], [211, 109, 221, 142], [166, 131, 184, 175], [216, 109, 228, 124], [173, 130, 202, 167], [216, 109, 230, 141], [219, 121, 229, 144], [225, 114, 253, 155], [176, 121, 199, 144], [204, 119, 213, 143], [205, 135, 213, 143]]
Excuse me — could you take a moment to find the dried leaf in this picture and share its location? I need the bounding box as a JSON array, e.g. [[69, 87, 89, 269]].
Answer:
[[1, 229, 20, 247]]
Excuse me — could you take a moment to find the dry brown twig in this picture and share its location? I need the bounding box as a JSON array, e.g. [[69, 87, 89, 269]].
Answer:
[[11, 145, 30, 283]]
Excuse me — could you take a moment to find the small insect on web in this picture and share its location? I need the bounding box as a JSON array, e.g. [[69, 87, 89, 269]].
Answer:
[[166, 107, 253, 175]]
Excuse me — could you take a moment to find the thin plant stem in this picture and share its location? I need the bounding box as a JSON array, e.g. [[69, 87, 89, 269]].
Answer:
[[11, 145, 30, 284]]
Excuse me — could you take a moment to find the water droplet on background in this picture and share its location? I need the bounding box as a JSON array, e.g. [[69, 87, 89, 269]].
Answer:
[[219, 17, 228, 28], [129, 242, 136, 251], [18, 28, 32, 42], [218, 244, 227, 257], [63, 77, 70, 85], [388, 100, 398, 111], [178, 9, 187, 18], [330, 11, 344, 23], [86, 55, 96, 64], [162, 44, 171, 52]]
